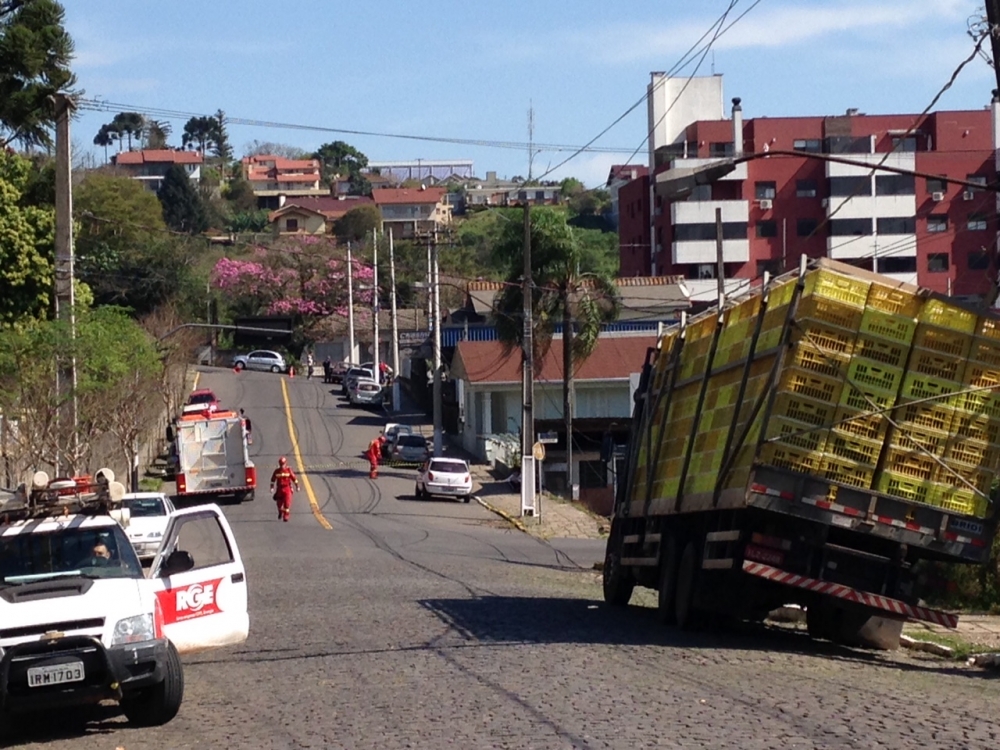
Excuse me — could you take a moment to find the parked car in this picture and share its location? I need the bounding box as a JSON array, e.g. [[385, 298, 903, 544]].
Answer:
[[382, 423, 413, 458], [121, 492, 176, 562], [415, 458, 473, 502], [329, 361, 354, 385], [350, 378, 383, 407], [343, 367, 374, 396], [185, 389, 219, 411], [392, 434, 430, 464], [232, 350, 287, 373]]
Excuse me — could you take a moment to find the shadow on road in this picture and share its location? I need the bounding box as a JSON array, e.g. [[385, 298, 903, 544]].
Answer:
[[4, 706, 123, 746]]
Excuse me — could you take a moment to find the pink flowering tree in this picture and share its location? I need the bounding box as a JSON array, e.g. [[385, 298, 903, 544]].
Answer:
[[212, 236, 374, 337]]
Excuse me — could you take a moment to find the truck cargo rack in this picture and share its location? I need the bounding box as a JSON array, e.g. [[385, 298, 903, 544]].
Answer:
[[0, 470, 126, 523]]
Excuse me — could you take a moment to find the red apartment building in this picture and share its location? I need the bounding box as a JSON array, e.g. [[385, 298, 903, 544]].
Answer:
[[619, 89, 999, 302]]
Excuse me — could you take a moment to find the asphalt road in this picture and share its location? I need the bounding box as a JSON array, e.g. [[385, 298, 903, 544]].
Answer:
[[12, 367, 1000, 749]]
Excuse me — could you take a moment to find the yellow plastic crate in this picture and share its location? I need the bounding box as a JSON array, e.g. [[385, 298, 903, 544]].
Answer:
[[966, 364, 1000, 391], [758, 444, 822, 475], [890, 424, 950, 455], [899, 401, 956, 433], [859, 308, 917, 345], [955, 388, 1000, 422], [685, 314, 717, 342], [970, 337, 1000, 369], [718, 317, 753, 349], [821, 457, 874, 489], [796, 322, 856, 358], [827, 434, 883, 467], [803, 269, 870, 309], [789, 345, 850, 378], [765, 415, 829, 452], [691, 428, 728, 454], [885, 448, 938, 481], [878, 471, 934, 505], [910, 349, 966, 382], [833, 406, 891, 441], [945, 439, 1000, 472], [901, 373, 961, 409], [952, 413, 1000, 444], [728, 296, 762, 324], [847, 360, 902, 395], [853, 335, 907, 368], [919, 298, 978, 333], [937, 464, 993, 495], [840, 384, 895, 413], [772, 393, 837, 427], [929, 484, 990, 519], [913, 325, 973, 359], [866, 283, 922, 318], [768, 278, 797, 308], [779, 368, 845, 403], [797, 296, 864, 332], [977, 316, 1000, 341]]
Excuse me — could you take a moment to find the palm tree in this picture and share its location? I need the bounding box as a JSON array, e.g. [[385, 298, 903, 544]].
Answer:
[[492, 207, 620, 494], [142, 119, 172, 149]]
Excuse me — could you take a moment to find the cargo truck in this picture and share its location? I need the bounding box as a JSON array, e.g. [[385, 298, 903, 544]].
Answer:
[[603, 258, 1000, 646], [174, 409, 256, 504]]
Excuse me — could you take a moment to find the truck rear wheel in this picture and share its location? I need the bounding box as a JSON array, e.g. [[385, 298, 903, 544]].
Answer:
[[674, 541, 702, 630], [656, 535, 677, 624], [602, 527, 634, 607]]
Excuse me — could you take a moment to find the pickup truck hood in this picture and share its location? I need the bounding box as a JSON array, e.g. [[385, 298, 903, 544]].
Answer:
[[0, 577, 149, 648]]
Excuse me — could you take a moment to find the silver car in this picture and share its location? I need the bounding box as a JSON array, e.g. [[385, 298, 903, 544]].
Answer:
[[392, 434, 430, 464], [232, 350, 287, 373], [350, 378, 383, 407]]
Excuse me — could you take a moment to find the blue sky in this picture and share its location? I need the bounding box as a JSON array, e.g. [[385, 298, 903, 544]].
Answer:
[[64, 0, 995, 187]]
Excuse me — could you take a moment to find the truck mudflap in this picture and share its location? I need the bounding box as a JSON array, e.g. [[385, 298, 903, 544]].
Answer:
[[742, 560, 958, 629]]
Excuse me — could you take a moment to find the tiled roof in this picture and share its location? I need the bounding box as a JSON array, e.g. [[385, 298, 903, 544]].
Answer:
[[113, 149, 203, 165], [281, 196, 374, 219], [453, 336, 656, 385], [267, 205, 326, 222], [241, 155, 320, 169], [372, 187, 447, 205]]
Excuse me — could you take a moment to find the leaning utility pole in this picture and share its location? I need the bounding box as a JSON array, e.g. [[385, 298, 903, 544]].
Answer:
[[53, 94, 78, 475], [388, 231, 401, 411], [986, 3, 1000, 95], [521, 203, 536, 517], [431, 230, 443, 456], [372, 229, 380, 378], [347, 241, 356, 363]]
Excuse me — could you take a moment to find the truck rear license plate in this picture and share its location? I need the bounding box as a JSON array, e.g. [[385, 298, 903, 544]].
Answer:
[[27, 661, 85, 687]]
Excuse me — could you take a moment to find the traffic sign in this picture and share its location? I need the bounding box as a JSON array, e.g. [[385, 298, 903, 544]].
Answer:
[[537, 432, 558, 444], [533, 442, 546, 461]]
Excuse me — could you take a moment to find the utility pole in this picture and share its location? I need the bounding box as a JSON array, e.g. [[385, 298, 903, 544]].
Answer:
[[372, 228, 380, 378], [431, 231, 443, 456], [986, 3, 1000, 95], [388, 230, 401, 411], [715, 207, 726, 307], [53, 93, 78, 475], [347, 241, 356, 363], [426, 238, 433, 335], [521, 203, 536, 517]]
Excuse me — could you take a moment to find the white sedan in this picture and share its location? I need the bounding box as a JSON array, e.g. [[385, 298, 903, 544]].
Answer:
[[120, 492, 176, 561], [415, 458, 473, 503]]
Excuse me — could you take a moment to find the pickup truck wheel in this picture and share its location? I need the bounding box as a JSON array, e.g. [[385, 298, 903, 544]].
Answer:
[[121, 641, 184, 727], [657, 535, 678, 624], [674, 541, 701, 631], [602, 527, 635, 607]]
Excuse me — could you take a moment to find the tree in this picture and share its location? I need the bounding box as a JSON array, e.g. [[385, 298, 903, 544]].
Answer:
[[157, 164, 207, 233], [333, 204, 381, 242], [243, 140, 310, 159], [0, 0, 76, 149], [211, 110, 232, 161], [0, 150, 53, 325], [225, 209, 269, 233], [314, 141, 368, 188], [222, 174, 258, 212], [182, 115, 216, 156], [93, 123, 116, 162], [142, 119, 171, 149], [559, 177, 585, 199], [491, 207, 620, 493], [110, 111, 144, 151]]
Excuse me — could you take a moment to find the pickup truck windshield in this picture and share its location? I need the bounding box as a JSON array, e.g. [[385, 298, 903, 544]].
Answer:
[[0, 525, 144, 584]]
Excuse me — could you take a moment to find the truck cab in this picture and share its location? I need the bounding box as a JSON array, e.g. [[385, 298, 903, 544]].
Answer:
[[0, 470, 249, 733]]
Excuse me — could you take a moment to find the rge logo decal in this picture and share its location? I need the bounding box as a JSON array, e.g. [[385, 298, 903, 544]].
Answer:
[[157, 579, 224, 623]]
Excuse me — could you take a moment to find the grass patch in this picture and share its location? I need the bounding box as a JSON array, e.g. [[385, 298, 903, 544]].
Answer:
[[902, 630, 991, 661], [138, 477, 163, 492]]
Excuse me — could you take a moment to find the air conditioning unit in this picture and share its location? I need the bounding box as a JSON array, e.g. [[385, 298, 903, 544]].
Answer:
[[931, 191, 945, 202], [759, 199, 773, 210], [963, 190, 975, 201]]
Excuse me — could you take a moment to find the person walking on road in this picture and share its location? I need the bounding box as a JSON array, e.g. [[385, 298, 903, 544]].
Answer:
[[366, 435, 385, 479], [240, 408, 253, 445], [270, 457, 300, 522], [305, 351, 315, 380]]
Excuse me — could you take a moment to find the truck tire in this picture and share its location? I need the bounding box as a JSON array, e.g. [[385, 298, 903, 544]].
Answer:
[[806, 603, 835, 642], [656, 535, 678, 624], [602, 528, 634, 607], [674, 541, 701, 630], [121, 641, 185, 727]]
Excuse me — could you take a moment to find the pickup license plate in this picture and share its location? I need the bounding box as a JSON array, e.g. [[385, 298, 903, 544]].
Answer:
[[27, 661, 85, 687]]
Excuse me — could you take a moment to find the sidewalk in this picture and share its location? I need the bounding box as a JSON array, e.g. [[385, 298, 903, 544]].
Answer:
[[388, 388, 609, 541]]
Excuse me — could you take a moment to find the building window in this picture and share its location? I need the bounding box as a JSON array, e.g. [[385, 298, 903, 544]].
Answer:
[[927, 215, 948, 233], [877, 256, 917, 274], [891, 136, 917, 152], [709, 142, 735, 157], [824, 135, 873, 154], [690, 184, 712, 201], [674, 222, 748, 241], [756, 259, 781, 277], [797, 218, 819, 237], [829, 218, 872, 236], [968, 214, 988, 231], [926, 176, 947, 194], [967, 174, 988, 192], [755, 181, 777, 200], [927, 253, 949, 272], [969, 251, 991, 270], [535, 190, 545, 201], [876, 217, 915, 235], [796, 179, 817, 198], [829, 176, 871, 197], [793, 138, 822, 153], [285, 218, 299, 232], [875, 174, 915, 196], [756, 220, 778, 238]]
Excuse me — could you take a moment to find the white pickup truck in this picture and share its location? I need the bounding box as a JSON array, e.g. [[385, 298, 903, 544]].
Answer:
[[0, 471, 249, 734]]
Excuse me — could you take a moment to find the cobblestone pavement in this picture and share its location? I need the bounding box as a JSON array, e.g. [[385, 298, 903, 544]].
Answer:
[[10, 369, 1000, 749]]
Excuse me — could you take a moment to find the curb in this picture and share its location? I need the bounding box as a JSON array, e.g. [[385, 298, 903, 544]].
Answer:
[[474, 495, 529, 533]]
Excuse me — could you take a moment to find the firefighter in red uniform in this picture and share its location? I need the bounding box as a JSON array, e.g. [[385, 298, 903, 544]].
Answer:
[[270, 457, 300, 522], [366, 436, 385, 479]]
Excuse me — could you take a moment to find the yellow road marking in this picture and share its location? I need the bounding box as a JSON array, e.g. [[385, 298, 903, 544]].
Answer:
[[280, 378, 334, 530]]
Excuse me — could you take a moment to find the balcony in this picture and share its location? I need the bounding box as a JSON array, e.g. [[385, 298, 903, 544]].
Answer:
[[671, 199, 748, 225], [665, 158, 747, 181], [827, 233, 916, 260], [825, 194, 916, 219]]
